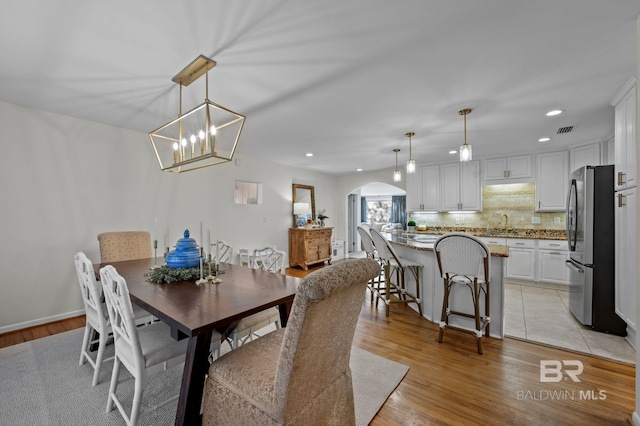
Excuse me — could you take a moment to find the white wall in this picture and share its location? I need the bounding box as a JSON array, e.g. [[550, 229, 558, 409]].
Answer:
[[0, 100, 337, 331]]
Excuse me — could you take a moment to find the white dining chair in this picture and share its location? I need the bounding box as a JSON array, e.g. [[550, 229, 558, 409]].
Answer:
[[223, 247, 286, 349], [74, 252, 154, 387], [100, 265, 221, 426], [211, 240, 233, 263]]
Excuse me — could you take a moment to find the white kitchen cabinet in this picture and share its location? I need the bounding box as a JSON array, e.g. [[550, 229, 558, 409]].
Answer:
[[611, 77, 636, 191], [505, 239, 536, 281], [484, 155, 532, 182], [614, 186, 636, 341], [406, 167, 423, 211], [569, 143, 601, 174], [440, 161, 481, 211], [536, 240, 570, 285], [406, 165, 440, 211], [535, 151, 568, 212]]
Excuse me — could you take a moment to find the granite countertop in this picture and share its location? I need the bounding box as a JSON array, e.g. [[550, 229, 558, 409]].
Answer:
[[405, 227, 566, 241], [385, 233, 509, 258]]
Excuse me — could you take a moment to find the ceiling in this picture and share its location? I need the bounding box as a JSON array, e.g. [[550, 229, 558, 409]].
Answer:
[[1, 1, 638, 175]]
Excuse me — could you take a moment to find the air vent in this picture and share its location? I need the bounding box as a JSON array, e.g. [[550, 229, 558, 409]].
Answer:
[[557, 126, 574, 134]]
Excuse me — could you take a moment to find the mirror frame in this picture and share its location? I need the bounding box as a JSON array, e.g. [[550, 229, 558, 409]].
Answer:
[[292, 184, 315, 227]]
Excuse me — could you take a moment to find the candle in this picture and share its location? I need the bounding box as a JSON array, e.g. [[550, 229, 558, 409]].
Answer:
[[200, 222, 204, 252]]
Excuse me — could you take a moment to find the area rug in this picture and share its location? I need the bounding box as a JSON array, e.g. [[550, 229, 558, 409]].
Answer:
[[0, 328, 408, 425]]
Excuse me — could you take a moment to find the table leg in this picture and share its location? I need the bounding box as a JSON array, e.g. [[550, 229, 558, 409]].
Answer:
[[175, 331, 212, 426], [278, 301, 293, 327]]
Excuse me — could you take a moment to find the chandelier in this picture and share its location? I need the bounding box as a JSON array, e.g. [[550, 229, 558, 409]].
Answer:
[[149, 55, 246, 173]]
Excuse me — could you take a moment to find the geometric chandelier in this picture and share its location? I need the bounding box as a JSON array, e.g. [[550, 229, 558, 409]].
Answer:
[[149, 55, 246, 173]]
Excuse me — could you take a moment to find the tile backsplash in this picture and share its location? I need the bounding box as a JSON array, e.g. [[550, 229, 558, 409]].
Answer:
[[410, 182, 565, 231]]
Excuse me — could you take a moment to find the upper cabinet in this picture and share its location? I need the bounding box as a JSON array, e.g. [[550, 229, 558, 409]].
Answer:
[[611, 77, 637, 190], [569, 143, 601, 174], [406, 165, 441, 211], [441, 161, 481, 211], [484, 155, 532, 182], [535, 151, 568, 212]]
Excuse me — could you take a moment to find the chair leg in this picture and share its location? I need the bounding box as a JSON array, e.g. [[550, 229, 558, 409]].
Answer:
[[92, 331, 107, 386], [129, 373, 145, 426], [79, 325, 91, 366], [106, 357, 120, 413], [438, 279, 449, 344]]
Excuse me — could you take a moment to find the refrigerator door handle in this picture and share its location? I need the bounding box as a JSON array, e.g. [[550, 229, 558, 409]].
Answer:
[[565, 259, 584, 273]]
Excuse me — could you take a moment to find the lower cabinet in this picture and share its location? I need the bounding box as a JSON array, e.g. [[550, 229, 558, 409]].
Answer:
[[289, 227, 333, 270], [505, 239, 536, 281], [536, 240, 570, 284]]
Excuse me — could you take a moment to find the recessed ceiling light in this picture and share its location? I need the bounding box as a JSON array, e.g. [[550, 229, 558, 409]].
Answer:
[[305, 152, 313, 157], [538, 137, 551, 143], [449, 150, 457, 155], [356, 168, 363, 172], [546, 109, 563, 117]]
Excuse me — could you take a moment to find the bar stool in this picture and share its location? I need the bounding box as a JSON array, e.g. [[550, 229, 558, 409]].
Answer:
[[434, 233, 490, 354], [369, 228, 423, 317], [357, 226, 385, 303]]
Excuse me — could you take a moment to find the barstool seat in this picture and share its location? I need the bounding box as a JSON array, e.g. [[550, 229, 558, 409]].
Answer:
[[434, 232, 490, 354]]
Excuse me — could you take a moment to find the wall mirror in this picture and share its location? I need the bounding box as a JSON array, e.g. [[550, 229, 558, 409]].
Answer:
[[292, 184, 315, 227]]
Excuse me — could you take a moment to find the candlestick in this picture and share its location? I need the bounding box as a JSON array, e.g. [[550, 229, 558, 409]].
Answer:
[[196, 256, 207, 286], [152, 240, 159, 269], [206, 230, 211, 260]]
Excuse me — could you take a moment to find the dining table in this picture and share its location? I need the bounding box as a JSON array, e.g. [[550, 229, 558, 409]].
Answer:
[[95, 257, 301, 426]]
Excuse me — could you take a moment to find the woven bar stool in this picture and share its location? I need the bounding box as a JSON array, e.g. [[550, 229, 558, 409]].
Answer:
[[357, 225, 385, 303], [434, 233, 490, 354], [369, 228, 423, 317]]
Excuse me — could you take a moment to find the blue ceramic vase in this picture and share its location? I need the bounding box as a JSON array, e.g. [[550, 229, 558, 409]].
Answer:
[[166, 229, 202, 269]]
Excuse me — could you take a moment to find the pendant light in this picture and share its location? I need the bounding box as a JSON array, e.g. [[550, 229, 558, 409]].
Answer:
[[405, 132, 416, 173], [459, 108, 472, 162], [393, 148, 402, 182]]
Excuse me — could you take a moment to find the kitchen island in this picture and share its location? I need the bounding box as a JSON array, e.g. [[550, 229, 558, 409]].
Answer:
[[383, 232, 509, 339]]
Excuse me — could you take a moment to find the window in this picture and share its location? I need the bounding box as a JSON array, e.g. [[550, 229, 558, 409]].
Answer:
[[366, 197, 391, 223]]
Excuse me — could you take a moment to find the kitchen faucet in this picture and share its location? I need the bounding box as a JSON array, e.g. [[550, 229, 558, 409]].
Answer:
[[500, 213, 511, 232]]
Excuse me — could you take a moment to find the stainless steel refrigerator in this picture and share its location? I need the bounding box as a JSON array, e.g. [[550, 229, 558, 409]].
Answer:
[[565, 165, 626, 335]]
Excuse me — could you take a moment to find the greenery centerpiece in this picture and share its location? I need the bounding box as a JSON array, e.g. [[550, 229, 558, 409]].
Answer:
[[146, 262, 224, 284]]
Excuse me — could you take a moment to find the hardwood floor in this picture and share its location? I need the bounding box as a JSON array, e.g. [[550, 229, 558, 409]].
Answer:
[[1, 259, 635, 425]]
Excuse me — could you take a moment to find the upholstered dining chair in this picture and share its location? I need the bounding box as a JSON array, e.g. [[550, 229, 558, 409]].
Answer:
[[202, 258, 380, 426], [100, 265, 221, 426], [74, 252, 154, 387], [357, 225, 384, 304], [97, 231, 152, 263], [369, 228, 423, 317], [223, 247, 286, 349], [433, 232, 490, 354]]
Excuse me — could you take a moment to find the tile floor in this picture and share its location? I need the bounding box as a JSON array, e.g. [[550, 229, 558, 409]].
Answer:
[[505, 283, 636, 364]]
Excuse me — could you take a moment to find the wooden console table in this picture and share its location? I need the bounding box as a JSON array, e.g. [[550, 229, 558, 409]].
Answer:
[[289, 227, 333, 270]]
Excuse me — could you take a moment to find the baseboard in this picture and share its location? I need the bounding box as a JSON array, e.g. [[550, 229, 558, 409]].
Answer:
[[0, 309, 85, 334]]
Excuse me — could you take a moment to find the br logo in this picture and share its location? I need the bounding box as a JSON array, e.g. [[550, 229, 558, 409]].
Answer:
[[540, 360, 583, 383]]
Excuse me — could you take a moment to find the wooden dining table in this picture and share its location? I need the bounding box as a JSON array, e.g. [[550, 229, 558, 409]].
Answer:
[[96, 257, 301, 426]]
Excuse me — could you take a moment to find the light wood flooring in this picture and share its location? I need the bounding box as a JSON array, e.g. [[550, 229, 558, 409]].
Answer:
[[1, 260, 636, 425]]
